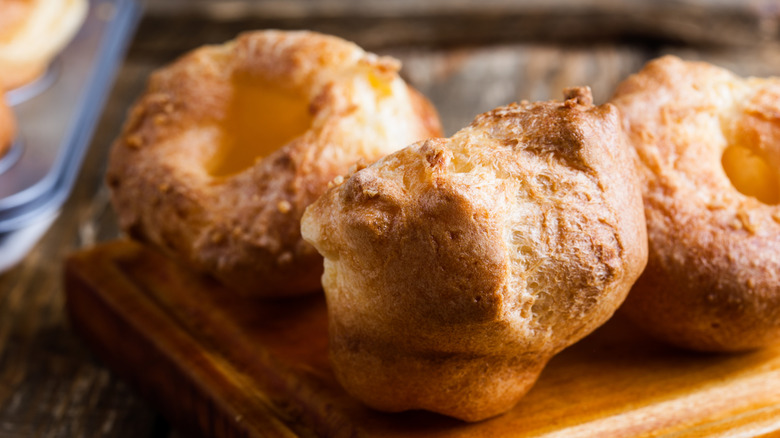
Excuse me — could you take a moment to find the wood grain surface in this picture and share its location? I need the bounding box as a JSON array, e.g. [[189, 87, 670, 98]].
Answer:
[[3, 3, 780, 436], [65, 240, 780, 438]]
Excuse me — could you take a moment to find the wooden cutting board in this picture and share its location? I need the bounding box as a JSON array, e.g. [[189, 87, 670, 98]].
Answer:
[[64, 240, 780, 437]]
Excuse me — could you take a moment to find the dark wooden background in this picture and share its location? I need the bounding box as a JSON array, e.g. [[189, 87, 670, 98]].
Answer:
[[2, 0, 780, 436]]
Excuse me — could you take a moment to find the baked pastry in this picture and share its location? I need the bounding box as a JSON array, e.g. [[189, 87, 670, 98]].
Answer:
[[107, 30, 442, 297], [301, 87, 648, 421], [611, 56, 780, 352], [0, 94, 14, 158], [0, 0, 87, 90]]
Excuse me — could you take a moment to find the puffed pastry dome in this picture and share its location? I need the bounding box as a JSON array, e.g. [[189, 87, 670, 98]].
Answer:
[[0, 0, 87, 90], [302, 87, 648, 421], [107, 30, 442, 297], [611, 56, 780, 352]]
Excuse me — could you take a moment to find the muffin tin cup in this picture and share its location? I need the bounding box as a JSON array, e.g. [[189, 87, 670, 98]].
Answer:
[[0, 0, 141, 271]]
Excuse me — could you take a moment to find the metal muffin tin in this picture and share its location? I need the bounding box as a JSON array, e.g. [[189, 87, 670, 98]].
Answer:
[[0, 0, 140, 270]]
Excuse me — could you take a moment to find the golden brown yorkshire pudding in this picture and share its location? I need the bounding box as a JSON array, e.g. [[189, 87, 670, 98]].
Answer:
[[611, 56, 780, 352], [301, 88, 647, 421], [0, 94, 14, 158], [107, 30, 442, 297], [0, 0, 87, 91]]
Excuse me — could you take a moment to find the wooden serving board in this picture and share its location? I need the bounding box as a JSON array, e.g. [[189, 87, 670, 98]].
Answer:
[[64, 240, 780, 437]]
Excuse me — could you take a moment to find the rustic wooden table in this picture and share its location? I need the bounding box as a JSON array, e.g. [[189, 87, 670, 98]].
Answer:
[[2, 1, 780, 436]]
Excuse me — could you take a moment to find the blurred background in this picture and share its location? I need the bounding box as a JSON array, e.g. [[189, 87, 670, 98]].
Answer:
[[2, 0, 780, 436], [132, 0, 780, 133]]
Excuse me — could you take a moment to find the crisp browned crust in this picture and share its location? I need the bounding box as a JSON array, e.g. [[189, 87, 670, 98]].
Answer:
[[611, 55, 780, 352], [301, 87, 647, 421], [106, 30, 442, 297], [0, 0, 87, 90], [0, 94, 14, 158]]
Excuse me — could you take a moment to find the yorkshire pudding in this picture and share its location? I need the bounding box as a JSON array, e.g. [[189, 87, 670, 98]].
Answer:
[[0, 94, 14, 158], [0, 0, 87, 91], [611, 55, 780, 352], [107, 30, 442, 297], [301, 88, 647, 421]]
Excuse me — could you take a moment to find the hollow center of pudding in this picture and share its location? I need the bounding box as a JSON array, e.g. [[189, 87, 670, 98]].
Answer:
[[208, 72, 313, 178], [721, 144, 780, 205]]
